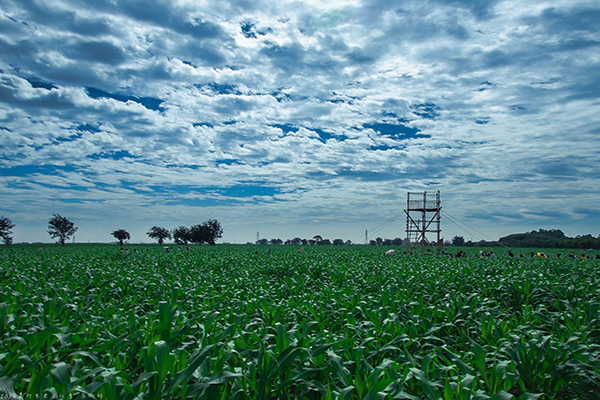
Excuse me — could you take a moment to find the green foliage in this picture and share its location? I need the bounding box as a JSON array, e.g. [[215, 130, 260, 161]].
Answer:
[[47, 213, 78, 246], [111, 229, 131, 246], [451, 236, 465, 246], [189, 219, 223, 245], [497, 229, 600, 249], [172, 226, 192, 244], [1, 245, 599, 399], [146, 226, 171, 245], [0, 215, 15, 245]]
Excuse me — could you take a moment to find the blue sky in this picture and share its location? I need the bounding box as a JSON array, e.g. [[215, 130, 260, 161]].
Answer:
[[1, 0, 599, 244]]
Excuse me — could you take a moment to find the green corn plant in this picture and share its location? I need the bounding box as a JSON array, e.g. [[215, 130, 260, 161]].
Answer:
[[503, 332, 575, 397], [470, 342, 516, 394], [0, 376, 24, 400], [2, 245, 600, 400]]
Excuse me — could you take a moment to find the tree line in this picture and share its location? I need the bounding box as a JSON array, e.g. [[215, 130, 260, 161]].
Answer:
[[450, 229, 600, 250], [147, 220, 223, 245], [253, 235, 404, 246], [0, 214, 223, 246], [3, 214, 599, 249]]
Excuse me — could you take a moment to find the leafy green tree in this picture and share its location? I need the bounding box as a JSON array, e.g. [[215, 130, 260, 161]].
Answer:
[[48, 214, 78, 246], [205, 219, 223, 245], [172, 226, 192, 244], [451, 236, 465, 246], [112, 229, 131, 246], [189, 219, 223, 245], [497, 228, 599, 249], [392, 237, 403, 246], [0, 215, 15, 245], [147, 226, 171, 245]]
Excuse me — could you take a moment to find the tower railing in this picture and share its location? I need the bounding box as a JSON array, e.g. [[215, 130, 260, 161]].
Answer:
[[405, 191, 442, 254]]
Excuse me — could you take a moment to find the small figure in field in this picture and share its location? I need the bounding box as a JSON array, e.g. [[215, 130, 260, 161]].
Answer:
[[385, 249, 394, 255], [508, 251, 514, 257]]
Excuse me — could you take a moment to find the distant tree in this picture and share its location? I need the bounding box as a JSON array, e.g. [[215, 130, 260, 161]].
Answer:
[[256, 238, 268, 245], [203, 219, 223, 245], [333, 238, 344, 246], [301, 238, 308, 245], [312, 235, 323, 242], [189, 219, 223, 245], [189, 224, 207, 244], [375, 237, 383, 246], [451, 236, 465, 246], [345, 240, 353, 245], [270, 238, 283, 245], [290, 237, 303, 245], [112, 229, 130, 246], [172, 226, 191, 244], [392, 238, 403, 246], [573, 234, 597, 249], [318, 239, 331, 246], [48, 214, 78, 246], [147, 226, 171, 245], [0, 215, 15, 245]]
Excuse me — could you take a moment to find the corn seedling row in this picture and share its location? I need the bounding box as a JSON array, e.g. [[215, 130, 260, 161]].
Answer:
[[1, 245, 599, 399]]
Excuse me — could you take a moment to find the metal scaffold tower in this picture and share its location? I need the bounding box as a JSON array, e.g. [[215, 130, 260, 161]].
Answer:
[[405, 191, 442, 254]]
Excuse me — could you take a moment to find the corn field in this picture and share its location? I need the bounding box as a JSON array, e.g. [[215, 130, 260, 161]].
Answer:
[[1, 245, 599, 399]]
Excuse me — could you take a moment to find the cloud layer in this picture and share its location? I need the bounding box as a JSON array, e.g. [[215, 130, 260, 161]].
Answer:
[[1, 0, 599, 243]]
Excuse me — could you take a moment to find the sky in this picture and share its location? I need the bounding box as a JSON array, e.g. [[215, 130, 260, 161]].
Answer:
[[1, 0, 599, 245]]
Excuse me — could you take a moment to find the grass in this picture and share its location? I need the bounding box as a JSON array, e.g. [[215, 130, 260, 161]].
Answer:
[[1, 244, 599, 399]]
